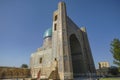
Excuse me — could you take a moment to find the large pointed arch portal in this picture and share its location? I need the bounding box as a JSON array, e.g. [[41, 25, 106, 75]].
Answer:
[[70, 34, 85, 78]]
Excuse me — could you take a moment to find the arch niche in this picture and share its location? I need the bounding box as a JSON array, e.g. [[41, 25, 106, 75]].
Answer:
[[69, 34, 85, 78]]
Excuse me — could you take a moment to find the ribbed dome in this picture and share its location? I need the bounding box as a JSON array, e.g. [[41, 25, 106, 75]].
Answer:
[[43, 28, 52, 39]]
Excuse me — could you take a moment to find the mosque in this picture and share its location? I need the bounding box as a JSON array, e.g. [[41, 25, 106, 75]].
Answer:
[[30, 2, 96, 80]]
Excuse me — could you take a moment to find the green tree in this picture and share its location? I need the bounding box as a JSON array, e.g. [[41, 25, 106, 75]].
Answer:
[[21, 64, 28, 68], [108, 66, 119, 75], [110, 38, 120, 67]]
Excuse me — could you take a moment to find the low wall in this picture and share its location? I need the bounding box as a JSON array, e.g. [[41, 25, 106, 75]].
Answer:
[[0, 66, 31, 79]]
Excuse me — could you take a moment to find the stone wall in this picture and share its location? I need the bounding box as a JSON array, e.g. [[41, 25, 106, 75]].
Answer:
[[0, 66, 30, 79]]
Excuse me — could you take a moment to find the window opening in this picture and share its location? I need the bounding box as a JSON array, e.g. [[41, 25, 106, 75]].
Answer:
[[39, 58, 42, 64], [54, 15, 58, 21], [54, 24, 57, 31]]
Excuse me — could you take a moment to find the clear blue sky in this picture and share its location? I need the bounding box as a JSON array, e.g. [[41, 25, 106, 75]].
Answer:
[[0, 0, 120, 68]]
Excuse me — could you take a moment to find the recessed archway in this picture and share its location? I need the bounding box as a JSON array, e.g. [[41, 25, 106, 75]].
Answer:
[[70, 34, 85, 78]]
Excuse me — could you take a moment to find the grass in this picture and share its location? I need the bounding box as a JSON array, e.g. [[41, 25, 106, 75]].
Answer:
[[100, 77, 120, 80]]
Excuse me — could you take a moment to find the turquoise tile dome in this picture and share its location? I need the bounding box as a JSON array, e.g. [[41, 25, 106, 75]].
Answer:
[[43, 28, 52, 38]]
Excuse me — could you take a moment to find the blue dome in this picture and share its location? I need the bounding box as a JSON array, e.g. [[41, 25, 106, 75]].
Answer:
[[43, 28, 52, 38]]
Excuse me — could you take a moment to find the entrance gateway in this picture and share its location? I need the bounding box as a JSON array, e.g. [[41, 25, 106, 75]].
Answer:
[[30, 2, 96, 80]]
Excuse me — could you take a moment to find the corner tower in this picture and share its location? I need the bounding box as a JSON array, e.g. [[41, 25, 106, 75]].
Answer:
[[52, 2, 69, 79]]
